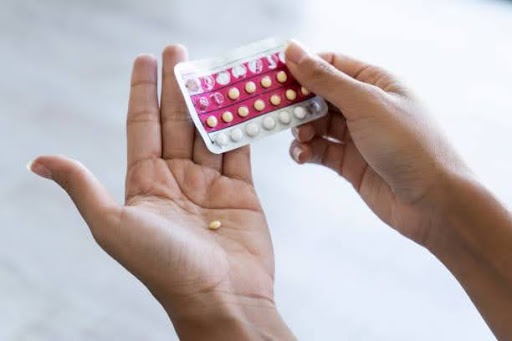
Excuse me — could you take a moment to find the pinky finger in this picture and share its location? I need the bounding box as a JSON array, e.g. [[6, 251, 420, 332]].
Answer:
[[289, 137, 345, 174]]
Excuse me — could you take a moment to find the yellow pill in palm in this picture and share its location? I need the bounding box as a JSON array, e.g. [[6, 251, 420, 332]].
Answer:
[[208, 220, 222, 230]]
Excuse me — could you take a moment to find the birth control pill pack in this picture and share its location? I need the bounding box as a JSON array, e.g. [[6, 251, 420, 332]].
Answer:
[[174, 38, 328, 154]]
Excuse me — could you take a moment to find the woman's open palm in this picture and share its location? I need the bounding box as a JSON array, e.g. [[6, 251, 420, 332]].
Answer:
[[30, 46, 276, 323]]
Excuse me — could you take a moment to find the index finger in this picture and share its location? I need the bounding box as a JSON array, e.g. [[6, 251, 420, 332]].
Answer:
[[318, 52, 408, 95]]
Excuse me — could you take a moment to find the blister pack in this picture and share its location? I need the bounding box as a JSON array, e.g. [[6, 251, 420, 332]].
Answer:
[[174, 38, 328, 154]]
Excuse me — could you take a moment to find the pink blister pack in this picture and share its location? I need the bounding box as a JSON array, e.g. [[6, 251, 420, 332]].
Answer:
[[174, 38, 328, 154]]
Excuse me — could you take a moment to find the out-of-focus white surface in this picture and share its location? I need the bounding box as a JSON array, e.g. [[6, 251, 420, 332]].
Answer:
[[1, 0, 512, 339]]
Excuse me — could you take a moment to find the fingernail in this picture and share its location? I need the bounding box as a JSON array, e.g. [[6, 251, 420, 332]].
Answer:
[[136, 53, 157, 63], [285, 40, 311, 65], [27, 160, 52, 179], [292, 145, 303, 163]]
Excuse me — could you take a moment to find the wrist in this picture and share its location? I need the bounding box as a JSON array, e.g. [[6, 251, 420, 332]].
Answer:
[[422, 171, 512, 272], [419, 171, 512, 341], [162, 290, 295, 340]]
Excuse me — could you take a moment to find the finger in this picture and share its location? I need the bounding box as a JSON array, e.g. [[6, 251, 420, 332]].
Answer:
[[292, 123, 316, 143], [317, 52, 371, 80], [28, 155, 121, 246], [318, 52, 407, 96], [193, 131, 223, 171], [290, 136, 368, 192], [161, 45, 194, 160], [222, 146, 253, 184], [285, 40, 378, 120], [293, 112, 347, 143], [127, 54, 161, 170], [290, 137, 344, 173]]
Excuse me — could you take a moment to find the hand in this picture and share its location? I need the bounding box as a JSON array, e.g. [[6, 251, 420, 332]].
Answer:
[[285, 41, 471, 247], [29, 46, 293, 340], [284, 41, 512, 340]]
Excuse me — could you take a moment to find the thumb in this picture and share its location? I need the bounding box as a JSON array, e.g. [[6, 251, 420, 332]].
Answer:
[[28, 155, 120, 243], [285, 40, 376, 120]]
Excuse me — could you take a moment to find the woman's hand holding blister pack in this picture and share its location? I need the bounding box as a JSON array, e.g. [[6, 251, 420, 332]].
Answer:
[[286, 40, 512, 340]]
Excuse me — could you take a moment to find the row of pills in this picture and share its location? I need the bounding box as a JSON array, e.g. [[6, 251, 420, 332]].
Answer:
[[195, 70, 306, 111], [204, 87, 312, 128], [226, 71, 286, 100], [212, 101, 322, 147], [196, 52, 285, 92]]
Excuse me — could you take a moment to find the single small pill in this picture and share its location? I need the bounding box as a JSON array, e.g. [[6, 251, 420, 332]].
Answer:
[[246, 122, 260, 137], [228, 87, 240, 100], [293, 106, 307, 120], [208, 220, 222, 230], [245, 81, 257, 94], [230, 128, 244, 142], [278, 111, 291, 125], [270, 94, 282, 106], [215, 133, 229, 147], [222, 111, 234, 123], [262, 116, 276, 130], [301, 87, 311, 96], [238, 106, 250, 117], [254, 99, 266, 111], [260, 76, 272, 88], [276, 71, 288, 83], [206, 115, 218, 127], [285, 89, 297, 101]]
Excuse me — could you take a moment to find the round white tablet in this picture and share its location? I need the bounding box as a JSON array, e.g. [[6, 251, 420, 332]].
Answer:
[[215, 133, 229, 147], [262, 116, 276, 130], [293, 106, 307, 120], [278, 111, 291, 125], [230, 128, 244, 142], [246, 122, 260, 137]]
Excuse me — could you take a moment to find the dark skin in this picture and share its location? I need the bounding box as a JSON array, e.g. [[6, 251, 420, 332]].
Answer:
[[30, 46, 293, 340], [30, 41, 512, 340]]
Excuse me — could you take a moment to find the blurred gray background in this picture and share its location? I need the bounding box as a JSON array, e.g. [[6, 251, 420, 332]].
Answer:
[[2, 0, 512, 339]]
